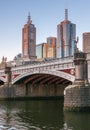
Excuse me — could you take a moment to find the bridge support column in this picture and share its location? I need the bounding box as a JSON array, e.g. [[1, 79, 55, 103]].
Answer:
[[5, 66, 12, 87], [64, 52, 90, 111], [74, 52, 88, 85]]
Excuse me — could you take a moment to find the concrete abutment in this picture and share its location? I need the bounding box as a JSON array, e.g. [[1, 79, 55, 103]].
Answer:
[[64, 52, 90, 111], [64, 85, 90, 111]]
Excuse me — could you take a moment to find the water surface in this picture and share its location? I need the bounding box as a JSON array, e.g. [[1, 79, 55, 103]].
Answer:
[[0, 100, 90, 130]]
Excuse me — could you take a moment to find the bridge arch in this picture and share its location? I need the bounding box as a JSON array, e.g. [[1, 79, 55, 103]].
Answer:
[[12, 70, 75, 84], [0, 76, 6, 82], [0, 76, 6, 85]]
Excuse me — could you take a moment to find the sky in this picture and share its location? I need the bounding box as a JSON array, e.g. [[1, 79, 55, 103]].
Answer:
[[0, 0, 90, 61]]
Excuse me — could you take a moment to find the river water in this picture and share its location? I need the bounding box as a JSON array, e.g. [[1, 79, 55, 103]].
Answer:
[[0, 100, 90, 130]]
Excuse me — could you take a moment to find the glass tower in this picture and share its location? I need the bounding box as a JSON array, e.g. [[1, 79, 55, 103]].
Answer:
[[36, 43, 43, 59], [57, 9, 76, 58]]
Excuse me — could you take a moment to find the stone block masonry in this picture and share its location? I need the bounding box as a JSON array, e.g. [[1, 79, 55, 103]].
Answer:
[[0, 84, 64, 100], [64, 85, 90, 111], [64, 51, 90, 111]]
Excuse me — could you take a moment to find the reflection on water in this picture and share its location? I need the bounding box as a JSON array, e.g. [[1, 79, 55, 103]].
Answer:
[[64, 111, 90, 130], [60, 122, 73, 130], [0, 100, 89, 130], [0, 100, 64, 130]]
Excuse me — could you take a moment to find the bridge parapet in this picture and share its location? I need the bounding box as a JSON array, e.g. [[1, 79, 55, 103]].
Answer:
[[0, 69, 5, 76], [11, 57, 74, 75], [0, 57, 75, 84]]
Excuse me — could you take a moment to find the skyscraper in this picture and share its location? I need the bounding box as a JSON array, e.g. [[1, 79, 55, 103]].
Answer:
[[83, 32, 90, 53], [22, 13, 36, 60], [47, 37, 57, 58], [36, 37, 57, 59], [57, 9, 76, 58]]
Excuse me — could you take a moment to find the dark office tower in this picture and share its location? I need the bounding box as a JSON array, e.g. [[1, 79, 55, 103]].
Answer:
[[22, 14, 36, 60], [83, 32, 90, 53], [57, 9, 76, 58]]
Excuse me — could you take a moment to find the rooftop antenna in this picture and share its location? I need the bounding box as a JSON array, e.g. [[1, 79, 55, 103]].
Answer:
[[27, 12, 32, 24], [65, 9, 68, 20]]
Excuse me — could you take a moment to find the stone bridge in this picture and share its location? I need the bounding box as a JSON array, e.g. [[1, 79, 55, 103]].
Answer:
[[0, 57, 75, 86], [0, 52, 90, 111]]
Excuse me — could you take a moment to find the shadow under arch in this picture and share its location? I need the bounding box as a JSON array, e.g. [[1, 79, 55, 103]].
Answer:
[[12, 70, 75, 85]]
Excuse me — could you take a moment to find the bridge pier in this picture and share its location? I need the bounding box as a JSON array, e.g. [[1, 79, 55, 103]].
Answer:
[[5, 66, 12, 87], [64, 52, 90, 111], [24, 83, 64, 98]]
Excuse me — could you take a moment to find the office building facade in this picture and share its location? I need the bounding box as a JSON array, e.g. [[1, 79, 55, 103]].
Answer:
[[36, 43, 44, 59], [22, 14, 36, 60], [47, 37, 57, 58], [36, 37, 56, 59], [57, 9, 76, 58], [83, 32, 90, 53], [36, 43, 47, 59]]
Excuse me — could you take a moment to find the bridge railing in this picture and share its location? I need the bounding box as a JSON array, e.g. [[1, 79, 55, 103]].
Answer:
[[0, 57, 75, 76], [12, 56, 74, 67], [11, 56, 74, 75], [0, 69, 5, 76]]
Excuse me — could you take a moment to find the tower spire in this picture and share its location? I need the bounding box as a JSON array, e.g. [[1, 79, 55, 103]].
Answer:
[[65, 9, 68, 20], [27, 12, 32, 24]]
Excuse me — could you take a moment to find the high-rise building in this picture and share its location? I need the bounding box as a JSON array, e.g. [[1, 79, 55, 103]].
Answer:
[[57, 9, 76, 58], [22, 14, 36, 60], [36, 43, 45, 59], [43, 43, 47, 58], [83, 32, 90, 53], [36, 37, 57, 59], [36, 43, 47, 59], [47, 37, 57, 58]]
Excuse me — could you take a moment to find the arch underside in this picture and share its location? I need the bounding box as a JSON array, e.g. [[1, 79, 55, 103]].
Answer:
[[0, 76, 6, 85], [12, 70, 75, 85]]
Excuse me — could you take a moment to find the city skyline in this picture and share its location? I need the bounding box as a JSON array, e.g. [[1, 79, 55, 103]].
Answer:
[[0, 0, 90, 61]]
